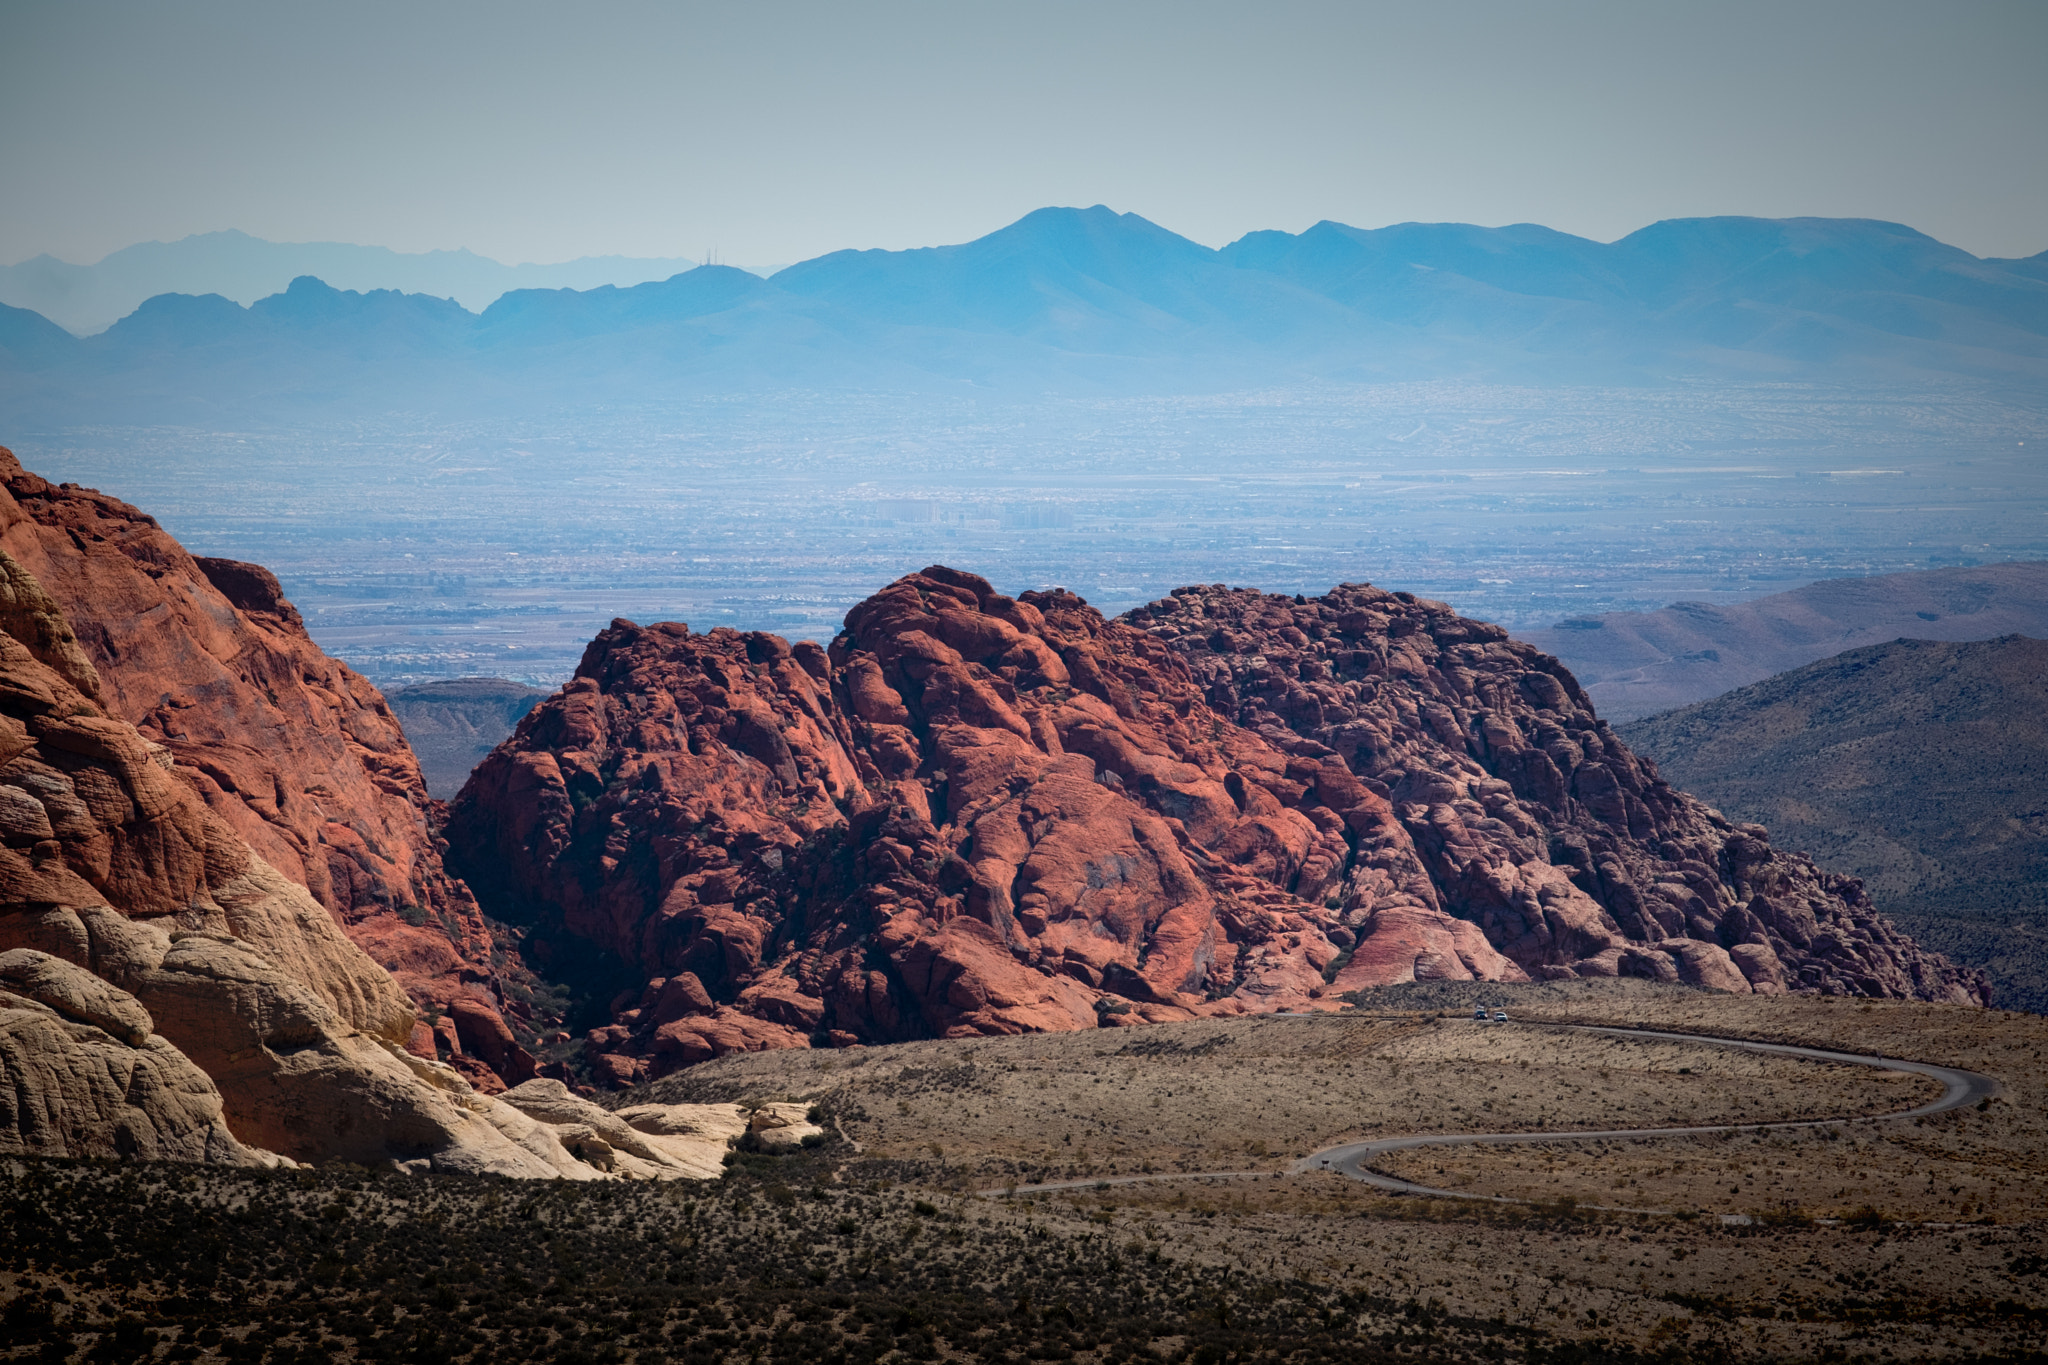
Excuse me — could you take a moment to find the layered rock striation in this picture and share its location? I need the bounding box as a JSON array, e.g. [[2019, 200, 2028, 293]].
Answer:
[[0, 946, 250, 1164], [1127, 582, 1986, 1006], [0, 553, 513, 1169], [0, 448, 533, 1089]]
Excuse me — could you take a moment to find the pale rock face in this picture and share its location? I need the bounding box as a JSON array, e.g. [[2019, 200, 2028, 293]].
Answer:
[[500, 1079, 750, 1180], [546, 1123, 621, 1171], [465, 1095, 608, 1181], [0, 949, 246, 1163], [748, 1100, 826, 1153], [205, 857, 419, 1045], [0, 946, 153, 1045], [0, 905, 568, 1176], [0, 449, 533, 1088], [0, 765, 737, 1179], [614, 1102, 752, 1145], [0, 498, 774, 1180], [0, 550, 586, 1176]]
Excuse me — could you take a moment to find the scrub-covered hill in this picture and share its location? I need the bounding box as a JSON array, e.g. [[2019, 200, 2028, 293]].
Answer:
[[1622, 634, 2048, 1011]]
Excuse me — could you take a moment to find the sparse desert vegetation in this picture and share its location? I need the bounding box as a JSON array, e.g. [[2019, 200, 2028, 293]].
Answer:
[[1622, 633, 2048, 1013], [626, 978, 2048, 1360], [6, 980, 2046, 1362]]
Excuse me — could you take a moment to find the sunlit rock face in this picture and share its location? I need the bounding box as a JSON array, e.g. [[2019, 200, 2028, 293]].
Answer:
[[448, 565, 1982, 1087], [0, 447, 534, 1091], [1131, 581, 1985, 1007], [447, 566, 1397, 1085], [0, 544, 537, 1172], [0, 531, 747, 1178]]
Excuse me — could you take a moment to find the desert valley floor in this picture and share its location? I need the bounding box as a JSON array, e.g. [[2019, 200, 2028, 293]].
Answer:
[[5, 978, 2045, 1364]]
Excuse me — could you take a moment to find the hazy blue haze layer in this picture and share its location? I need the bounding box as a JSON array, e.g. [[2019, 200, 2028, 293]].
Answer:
[[2, 207, 2043, 698]]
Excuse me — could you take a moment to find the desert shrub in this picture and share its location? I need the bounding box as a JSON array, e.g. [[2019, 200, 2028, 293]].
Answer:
[[0, 1157, 1709, 1365]]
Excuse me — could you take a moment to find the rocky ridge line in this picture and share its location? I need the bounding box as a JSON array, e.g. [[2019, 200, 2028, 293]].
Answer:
[[448, 566, 1426, 1086], [0, 535, 802, 1177]]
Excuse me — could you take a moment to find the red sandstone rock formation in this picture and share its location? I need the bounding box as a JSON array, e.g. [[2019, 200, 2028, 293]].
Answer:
[[0, 539, 652, 1176], [0, 448, 534, 1089], [1126, 582, 1987, 1006], [448, 567, 1397, 1085], [452, 566, 1984, 1085]]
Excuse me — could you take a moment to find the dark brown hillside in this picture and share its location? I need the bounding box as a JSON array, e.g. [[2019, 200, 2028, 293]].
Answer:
[[1621, 635, 2048, 1012]]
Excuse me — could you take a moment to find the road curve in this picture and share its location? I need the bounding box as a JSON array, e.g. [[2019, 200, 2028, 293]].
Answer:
[[1292, 1024, 1998, 1204], [983, 1022, 1997, 1206]]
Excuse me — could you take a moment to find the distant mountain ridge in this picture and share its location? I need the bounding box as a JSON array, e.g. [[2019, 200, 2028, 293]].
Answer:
[[0, 228, 725, 335], [3, 207, 2045, 423], [1525, 562, 2048, 720]]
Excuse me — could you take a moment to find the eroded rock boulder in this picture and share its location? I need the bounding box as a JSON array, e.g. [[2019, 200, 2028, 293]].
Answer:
[[449, 568, 1411, 1083], [499, 1078, 749, 1178], [0, 547, 609, 1175], [451, 564, 1983, 1083], [747, 1101, 826, 1153], [0, 946, 152, 1046]]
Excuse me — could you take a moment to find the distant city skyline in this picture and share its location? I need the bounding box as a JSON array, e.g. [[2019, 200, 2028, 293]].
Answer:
[[2, 0, 2043, 267]]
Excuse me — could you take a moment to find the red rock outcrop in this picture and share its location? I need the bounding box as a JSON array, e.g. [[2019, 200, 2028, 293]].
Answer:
[[452, 566, 1984, 1085], [0, 448, 534, 1089], [448, 567, 1401, 1085], [0, 541, 724, 1176], [1126, 582, 1987, 1005]]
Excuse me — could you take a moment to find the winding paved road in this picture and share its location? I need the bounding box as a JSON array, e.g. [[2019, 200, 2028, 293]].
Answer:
[[984, 1022, 1998, 1209], [1295, 1024, 1997, 1205]]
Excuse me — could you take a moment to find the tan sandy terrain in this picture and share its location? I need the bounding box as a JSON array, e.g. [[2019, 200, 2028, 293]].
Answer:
[[632, 979, 2048, 1359], [637, 994, 1942, 1187]]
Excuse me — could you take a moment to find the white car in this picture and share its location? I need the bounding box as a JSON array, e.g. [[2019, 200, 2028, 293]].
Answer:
[[1493, 1010, 1510, 1023]]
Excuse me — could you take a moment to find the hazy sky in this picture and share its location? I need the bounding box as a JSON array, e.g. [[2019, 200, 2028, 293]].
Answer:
[[4, 0, 2044, 267]]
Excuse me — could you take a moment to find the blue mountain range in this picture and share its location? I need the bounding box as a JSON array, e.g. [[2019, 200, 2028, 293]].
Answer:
[[3, 207, 2043, 423], [0, 229, 714, 335]]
